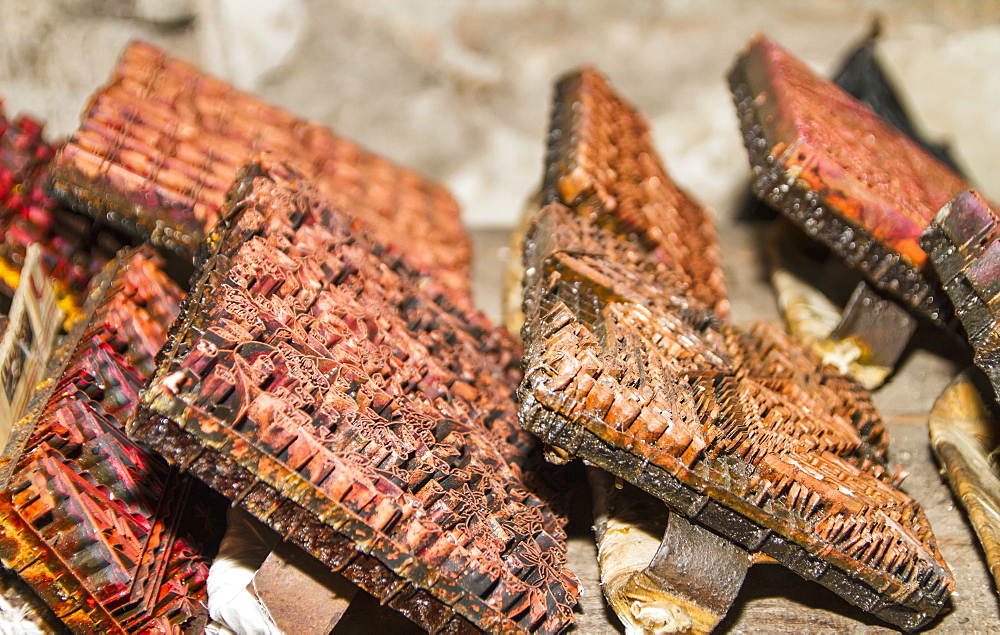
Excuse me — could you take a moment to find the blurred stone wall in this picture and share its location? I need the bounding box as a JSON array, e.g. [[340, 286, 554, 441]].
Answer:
[[2, 0, 999, 226]]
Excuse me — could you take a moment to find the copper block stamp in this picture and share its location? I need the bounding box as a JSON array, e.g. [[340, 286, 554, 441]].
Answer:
[[133, 160, 580, 634], [519, 66, 952, 631], [0, 247, 221, 633], [729, 34, 973, 325], [49, 42, 471, 294]]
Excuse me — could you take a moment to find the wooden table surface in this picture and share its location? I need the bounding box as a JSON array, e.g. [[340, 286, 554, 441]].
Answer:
[[470, 223, 1000, 633]]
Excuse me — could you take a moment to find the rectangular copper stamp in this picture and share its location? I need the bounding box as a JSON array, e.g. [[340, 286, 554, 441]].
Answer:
[[543, 67, 728, 319], [49, 41, 471, 294], [729, 34, 974, 324], [922, 189, 1000, 396], [133, 160, 579, 634], [519, 66, 952, 631], [923, 191, 1000, 602], [0, 247, 222, 633]]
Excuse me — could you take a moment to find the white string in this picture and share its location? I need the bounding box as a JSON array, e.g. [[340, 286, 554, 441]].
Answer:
[[206, 507, 283, 635], [0, 594, 43, 635]]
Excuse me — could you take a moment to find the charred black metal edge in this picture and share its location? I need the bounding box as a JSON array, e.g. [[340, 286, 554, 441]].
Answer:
[[515, 384, 947, 632], [541, 70, 584, 208], [133, 162, 554, 635], [728, 60, 953, 327], [47, 164, 201, 259], [130, 410, 479, 635], [922, 205, 1000, 400]]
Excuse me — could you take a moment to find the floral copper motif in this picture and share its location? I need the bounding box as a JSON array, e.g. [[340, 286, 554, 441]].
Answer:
[[134, 159, 579, 634]]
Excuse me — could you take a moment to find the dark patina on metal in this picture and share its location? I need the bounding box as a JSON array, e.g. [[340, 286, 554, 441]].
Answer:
[[520, 66, 953, 631], [133, 159, 579, 634], [729, 33, 971, 325], [922, 189, 1000, 397]]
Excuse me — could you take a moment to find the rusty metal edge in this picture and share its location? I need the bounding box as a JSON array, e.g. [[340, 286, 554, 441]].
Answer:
[[129, 409, 483, 634], [517, 386, 949, 632], [728, 58, 951, 326]]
